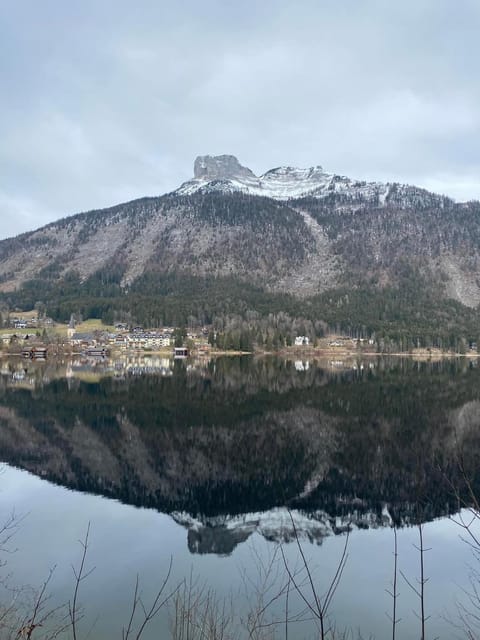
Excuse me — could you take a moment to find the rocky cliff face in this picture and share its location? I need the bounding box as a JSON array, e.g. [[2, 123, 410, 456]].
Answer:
[[179, 155, 345, 199], [193, 155, 256, 181]]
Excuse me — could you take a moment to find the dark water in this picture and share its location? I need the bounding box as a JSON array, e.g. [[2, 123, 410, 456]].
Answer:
[[1, 355, 480, 638]]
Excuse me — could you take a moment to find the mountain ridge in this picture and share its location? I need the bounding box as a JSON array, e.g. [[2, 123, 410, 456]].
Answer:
[[176, 154, 455, 207], [1, 155, 480, 345]]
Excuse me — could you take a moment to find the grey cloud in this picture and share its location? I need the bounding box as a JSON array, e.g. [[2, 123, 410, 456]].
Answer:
[[1, 0, 479, 239]]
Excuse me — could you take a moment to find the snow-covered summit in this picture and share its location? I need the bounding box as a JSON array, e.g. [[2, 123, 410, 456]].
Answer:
[[174, 155, 454, 212], [176, 154, 388, 202], [177, 154, 335, 199]]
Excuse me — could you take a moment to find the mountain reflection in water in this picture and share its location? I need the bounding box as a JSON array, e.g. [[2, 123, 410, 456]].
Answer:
[[0, 355, 479, 555]]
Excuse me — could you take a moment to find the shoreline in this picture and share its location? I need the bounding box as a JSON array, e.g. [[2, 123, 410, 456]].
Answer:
[[2, 347, 479, 360]]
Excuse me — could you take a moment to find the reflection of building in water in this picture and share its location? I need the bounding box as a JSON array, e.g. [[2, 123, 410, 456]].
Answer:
[[295, 361, 310, 371], [119, 355, 174, 376], [328, 360, 376, 372], [9, 365, 36, 388], [69, 355, 196, 378], [329, 360, 344, 368], [0, 363, 11, 376], [0, 355, 219, 389]]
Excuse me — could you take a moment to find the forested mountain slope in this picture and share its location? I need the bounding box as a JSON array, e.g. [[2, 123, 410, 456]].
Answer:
[[1, 155, 480, 343]]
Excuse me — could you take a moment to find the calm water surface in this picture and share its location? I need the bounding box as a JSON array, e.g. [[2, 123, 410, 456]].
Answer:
[[0, 355, 479, 639]]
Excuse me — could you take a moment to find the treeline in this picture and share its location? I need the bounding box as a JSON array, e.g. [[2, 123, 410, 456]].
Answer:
[[2, 263, 480, 352], [2, 202, 480, 352]]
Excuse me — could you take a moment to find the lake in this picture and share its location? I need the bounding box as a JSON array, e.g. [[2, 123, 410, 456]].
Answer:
[[0, 354, 479, 639]]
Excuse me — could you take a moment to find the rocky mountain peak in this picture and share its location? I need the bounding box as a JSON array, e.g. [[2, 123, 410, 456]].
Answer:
[[193, 155, 256, 181], [182, 155, 449, 209], [179, 154, 333, 199]]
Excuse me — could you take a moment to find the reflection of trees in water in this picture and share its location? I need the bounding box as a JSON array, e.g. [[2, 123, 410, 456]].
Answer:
[[0, 357, 480, 530]]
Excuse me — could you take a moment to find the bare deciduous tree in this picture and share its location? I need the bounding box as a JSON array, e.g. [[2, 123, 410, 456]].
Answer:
[[280, 511, 349, 640]]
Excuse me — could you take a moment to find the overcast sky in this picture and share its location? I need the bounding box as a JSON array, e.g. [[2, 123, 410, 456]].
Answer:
[[1, 0, 479, 239]]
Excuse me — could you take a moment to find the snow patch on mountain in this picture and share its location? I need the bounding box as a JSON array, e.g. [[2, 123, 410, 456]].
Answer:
[[175, 155, 457, 215], [176, 154, 392, 203]]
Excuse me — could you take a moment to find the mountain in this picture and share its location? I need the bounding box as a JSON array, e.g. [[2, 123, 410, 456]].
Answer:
[[177, 154, 443, 205], [1, 155, 480, 344]]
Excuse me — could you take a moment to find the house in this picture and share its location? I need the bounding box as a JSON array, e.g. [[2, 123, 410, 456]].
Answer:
[[70, 332, 96, 350], [123, 331, 172, 350], [295, 361, 310, 371], [113, 334, 129, 349], [174, 347, 189, 358], [22, 346, 47, 359], [295, 336, 310, 346]]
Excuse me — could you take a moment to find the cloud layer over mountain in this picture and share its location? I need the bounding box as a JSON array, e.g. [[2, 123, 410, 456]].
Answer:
[[1, 0, 479, 239]]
